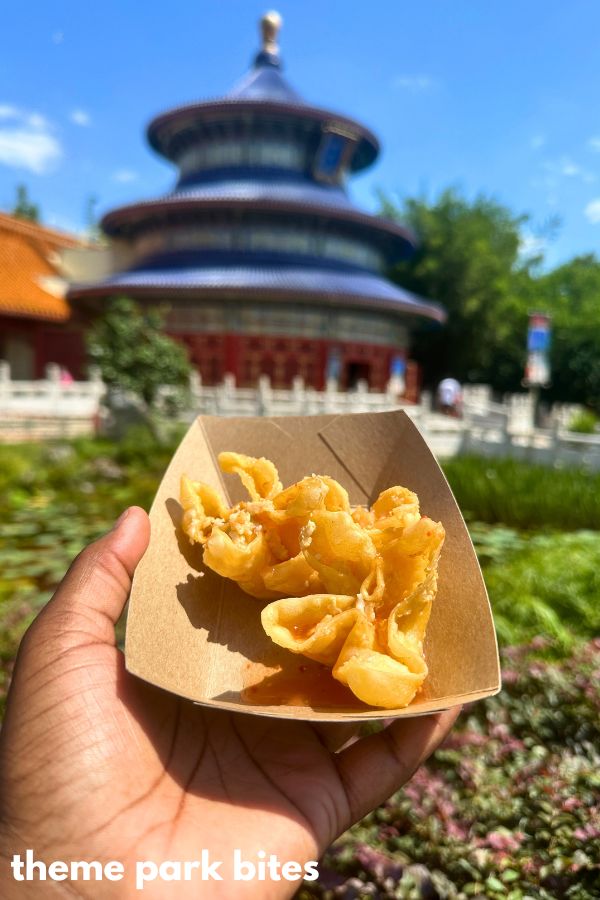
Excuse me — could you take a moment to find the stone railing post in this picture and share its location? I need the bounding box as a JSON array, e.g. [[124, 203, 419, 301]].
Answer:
[[386, 375, 405, 398], [305, 386, 318, 415], [291, 376, 305, 415], [258, 374, 272, 415], [292, 375, 304, 399], [223, 373, 236, 396], [324, 378, 338, 413], [87, 365, 106, 401], [45, 363, 60, 382], [216, 373, 235, 415], [0, 360, 9, 409], [189, 370, 203, 409], [45, 363, 61, 413], [509, 392, 535, 434]]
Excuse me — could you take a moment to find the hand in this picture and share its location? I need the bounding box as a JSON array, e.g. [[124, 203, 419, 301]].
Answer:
[[0, 507, 459, 898]]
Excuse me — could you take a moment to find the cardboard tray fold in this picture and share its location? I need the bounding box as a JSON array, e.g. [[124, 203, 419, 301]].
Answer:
[[125, 410, 501, 722]]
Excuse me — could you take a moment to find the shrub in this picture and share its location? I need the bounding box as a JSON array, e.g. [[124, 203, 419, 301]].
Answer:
[[87, 296, 191, 408], [472, 525, 600, 652], [568, 410, 598, 434], [443, 456, 600, 530]]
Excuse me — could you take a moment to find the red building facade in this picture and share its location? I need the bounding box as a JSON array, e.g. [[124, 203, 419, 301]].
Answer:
[[0, 213, 87, 379], [169, 301, 411, 390]]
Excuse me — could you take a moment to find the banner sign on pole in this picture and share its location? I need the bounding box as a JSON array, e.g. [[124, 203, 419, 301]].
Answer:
[[524, 312, 551, 387]]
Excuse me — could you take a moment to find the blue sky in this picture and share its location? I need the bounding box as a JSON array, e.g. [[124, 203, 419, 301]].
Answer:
[[2, 0, 600, 268]]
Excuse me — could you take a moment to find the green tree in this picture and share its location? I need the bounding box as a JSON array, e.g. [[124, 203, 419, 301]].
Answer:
[[87, 296, 191, 408], [380, 188, 533, 391], [12, 184, 40, 222], [84, 194, 102, 242], [536, 254, 600, 411]]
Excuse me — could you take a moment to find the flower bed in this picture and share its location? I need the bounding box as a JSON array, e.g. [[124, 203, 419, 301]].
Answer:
[[302, 640, 600, 899]]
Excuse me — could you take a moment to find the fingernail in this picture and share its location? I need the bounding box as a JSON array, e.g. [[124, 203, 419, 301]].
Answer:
[[112, 508, 131, 530]]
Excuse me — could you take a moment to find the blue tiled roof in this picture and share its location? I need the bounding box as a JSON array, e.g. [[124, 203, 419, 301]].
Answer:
[[69, 264, 445, 323], [228, 62, 302, 103], [168, 178, 355, 212], [101, 179, 416, 257]]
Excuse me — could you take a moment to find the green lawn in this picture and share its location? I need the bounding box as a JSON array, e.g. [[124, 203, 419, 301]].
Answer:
[[0, 426, 176, 707]]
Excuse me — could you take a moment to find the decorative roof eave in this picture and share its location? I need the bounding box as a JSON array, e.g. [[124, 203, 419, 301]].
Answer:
[[0, 212, 87, 323], [0, 297, 71, 322], [0, 211, 90, 250], [71, 282, 446, 324], [101, 196, 416, 251], [147, 99, 379, 171], [68, 267, 446, 325]]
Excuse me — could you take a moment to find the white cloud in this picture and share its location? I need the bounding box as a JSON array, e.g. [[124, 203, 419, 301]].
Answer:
[[0, 130, 62, 174], [584, 198, 600, 224], [519, 232, 546, 259], [560, 159, 581, 177], [0, 104, 61, 174], [587, 136, 600, 152], [392, 74, 437, 91], [27, 112, 49, 130], [0, 106, 49, 130], [542, 157, 596, 184], [112, 168, 138, 183], [530, 135, 545, 150], [52, 31, 64, 44], [70, 109, 91, 127]]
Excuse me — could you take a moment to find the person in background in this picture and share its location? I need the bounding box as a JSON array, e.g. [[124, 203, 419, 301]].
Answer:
[[437, 377, 463, 417]]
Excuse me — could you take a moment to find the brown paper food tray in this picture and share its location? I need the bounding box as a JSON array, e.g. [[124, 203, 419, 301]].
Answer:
[[125, 410, 501, 722]]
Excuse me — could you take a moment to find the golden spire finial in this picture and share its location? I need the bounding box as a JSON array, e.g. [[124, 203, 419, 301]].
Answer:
[[260, 10, 282, 56]]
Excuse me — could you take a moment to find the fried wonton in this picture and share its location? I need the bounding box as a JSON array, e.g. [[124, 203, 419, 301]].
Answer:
[[180, 451, 444, 709]]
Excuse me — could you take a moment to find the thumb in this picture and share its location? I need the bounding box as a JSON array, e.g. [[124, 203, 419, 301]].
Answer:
[[29, 506, 150, 650]]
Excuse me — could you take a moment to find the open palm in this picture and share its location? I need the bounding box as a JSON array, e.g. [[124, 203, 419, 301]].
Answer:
[[0, 508, 459, 899]]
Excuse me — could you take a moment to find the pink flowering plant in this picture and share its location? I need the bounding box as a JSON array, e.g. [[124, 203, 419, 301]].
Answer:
[[301, 639, 600, 899]]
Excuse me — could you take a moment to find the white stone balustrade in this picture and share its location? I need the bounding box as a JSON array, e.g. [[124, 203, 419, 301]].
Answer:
[[1, 362, 599, 469], [0, 362, 106, 440]]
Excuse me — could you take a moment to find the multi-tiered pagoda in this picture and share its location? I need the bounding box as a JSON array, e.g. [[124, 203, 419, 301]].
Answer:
[[70, 12, 444, 391]]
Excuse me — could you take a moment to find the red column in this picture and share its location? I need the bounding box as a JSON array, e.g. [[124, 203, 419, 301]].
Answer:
[[316, 339, 330, 390]]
